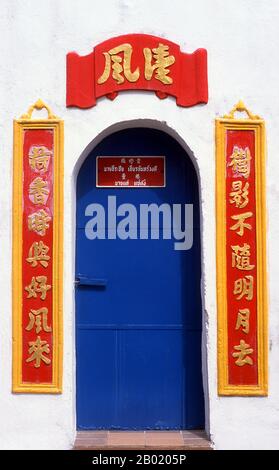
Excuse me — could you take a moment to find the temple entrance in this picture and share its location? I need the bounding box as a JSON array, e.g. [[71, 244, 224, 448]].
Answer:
[[75, 127, 204, 430]]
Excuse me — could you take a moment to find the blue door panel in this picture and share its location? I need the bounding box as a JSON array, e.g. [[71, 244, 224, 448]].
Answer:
[[76, 329, 118, 429], [76, 227, 202, 330], [76, 128, 204, 430], [119, 329, 184, 430], [76, 231, 195, 327], [184, 330, 205, 429], [76, 130, 200, 231]]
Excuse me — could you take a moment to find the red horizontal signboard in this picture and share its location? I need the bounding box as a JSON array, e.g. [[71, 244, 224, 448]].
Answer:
[[67, 34, 208, 108], [97, 156, 165, 187]]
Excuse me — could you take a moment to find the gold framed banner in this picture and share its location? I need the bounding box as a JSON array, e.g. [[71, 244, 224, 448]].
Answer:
[[216, 100, 268, 396], [13, 100, 63, 393]]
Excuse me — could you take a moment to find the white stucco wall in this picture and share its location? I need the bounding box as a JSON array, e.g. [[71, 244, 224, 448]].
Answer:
[[0, 0, 279, 449]]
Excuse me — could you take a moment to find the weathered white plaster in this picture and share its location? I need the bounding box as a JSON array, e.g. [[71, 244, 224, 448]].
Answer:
[[0, 0, 279, 449]]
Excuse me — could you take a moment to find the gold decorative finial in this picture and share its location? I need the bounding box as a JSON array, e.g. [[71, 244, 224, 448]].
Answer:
[[20, 99, 57, 120], [224, 100, 261, 120]]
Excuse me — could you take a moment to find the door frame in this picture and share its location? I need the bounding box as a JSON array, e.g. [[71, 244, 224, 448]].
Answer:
[[72, 119, 209, 434]]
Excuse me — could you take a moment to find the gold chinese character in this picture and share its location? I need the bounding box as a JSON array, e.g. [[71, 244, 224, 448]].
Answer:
[[28, 209, 51, 236], [26, 241, 50, 268], [231, 243, 255, 271], [25, 307, 52, 334], [28, 146, 51, 173], [228, 146, 251, 178], [230, 211, 253, 236], [233, 275, 254, 300], [232, 339, 253, 366], [235, 308, 250, 334], [97, 43, 140, 85], [29, 177, 49, 205], [229, 181, 249, 208], [26, 336, 51, 368], [144, 43, 175, 84], [25, 276, 51, 300]]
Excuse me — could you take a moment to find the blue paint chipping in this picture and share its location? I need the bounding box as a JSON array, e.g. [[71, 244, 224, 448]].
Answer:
[[75, 128, 205, 430]]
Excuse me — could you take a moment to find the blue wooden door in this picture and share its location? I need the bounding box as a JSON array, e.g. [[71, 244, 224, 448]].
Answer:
[[76, 128, 204, 430]]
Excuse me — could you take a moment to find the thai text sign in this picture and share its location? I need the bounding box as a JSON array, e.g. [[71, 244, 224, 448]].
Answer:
[[13, 100, 63, 393], [66, 34, 208, 108], [97, 156, 165, 187], [216, 101, 268, 396]]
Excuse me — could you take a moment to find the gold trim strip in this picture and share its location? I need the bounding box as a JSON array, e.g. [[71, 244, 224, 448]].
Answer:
[[12, 101, 64, 393], [216, 102, 268, 396]]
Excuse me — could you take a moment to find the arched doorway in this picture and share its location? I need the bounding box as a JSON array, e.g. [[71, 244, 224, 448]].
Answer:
[[75, 127, 204, 430]]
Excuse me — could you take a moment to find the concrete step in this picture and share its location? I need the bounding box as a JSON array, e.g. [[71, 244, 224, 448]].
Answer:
[[74, 430, 212, 450]]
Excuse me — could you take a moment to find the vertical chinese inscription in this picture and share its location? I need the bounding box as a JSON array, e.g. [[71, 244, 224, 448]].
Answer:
[[216, 101, 267, 396], [22, 129, 54, 384], [226, 130, 258, 386], [13, 101, 63, 393]]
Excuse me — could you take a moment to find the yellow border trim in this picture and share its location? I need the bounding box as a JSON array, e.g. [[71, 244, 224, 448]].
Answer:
[[12, 100, 64, 393], [216, 101, 268, 396]]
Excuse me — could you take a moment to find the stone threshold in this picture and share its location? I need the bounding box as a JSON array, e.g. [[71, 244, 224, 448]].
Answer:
[[74, 430, 212, 450]]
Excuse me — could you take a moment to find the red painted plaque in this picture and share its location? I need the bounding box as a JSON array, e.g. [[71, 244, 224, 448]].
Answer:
[[216, 102, 268, 396], [67, 34, 208, 108], [96, 156, 165, 187], [225, 130, 258, 385], [13, 100, 63, 393], [22, 129, 54, 383]]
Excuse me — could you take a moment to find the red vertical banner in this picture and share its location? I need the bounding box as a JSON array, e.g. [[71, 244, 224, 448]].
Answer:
[[225, 130, 258, 385], [216, 101, 268, 395], [13, 100, 63, 393]]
